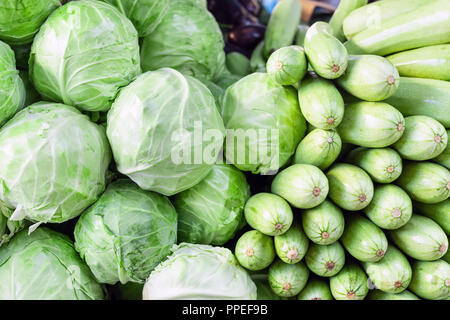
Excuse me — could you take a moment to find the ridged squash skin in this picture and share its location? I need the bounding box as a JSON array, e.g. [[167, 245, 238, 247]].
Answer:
[[304, 22, 348, 79], [326, 163, 374, 211], [250, 41, 266, 73], [268, 260, 309, 298], [266, 46, 307, 86], [386, 44, 450, 81], [340, 215, 388, 262], [395, 162, 450, 204], [393, 116, 447, 161], [345, 147, 402, 183], [344, 0, 450, 56], [297, 279, 333, 300], [298, 77, 345, 129], [336, 55, 399, 101], [328, 0, 368, 42], [305, 242, 345, 277], [330, 264, 368, 300], [234, 230, 275, 271], [434, 130, 450, 169], [301, 200, 344, 245], [384, 77, 450, 128], [263, 0, 302, 58], [414, 200, 450, 235], [389, 214, 448, 261], [342, 0, 427, 40], [409, 260, 450, 300], [362, 246, 412, 293], [364, 184, 412, 230], [295, 25, 309, 47], [274, 223, 309, 264], [294, 129, 342, 170], [337, 102, 405, 148]]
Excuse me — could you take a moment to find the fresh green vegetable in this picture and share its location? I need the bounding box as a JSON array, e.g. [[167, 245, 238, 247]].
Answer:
[[304, 22, 348, 79], [367, 290, 419, 300], [30, 0, 141, 112], [266, 46, 307, 86], [0, 0, 61, 45], [434, 130, 450, 169], [297, 279, 333, 300], [386, 44, 450, 81], [222, 73, 306, 174], [342, 0, 427, 40], [337, 101, 405, 148], [140, 0, 224, 81], [268, 260, 309, 298], [294, 129, 342, 170], [414, 200, 450, 235], [363, 184, 412, 230], [226, 52, 252, 77], [362, 246, 412, 293], [0, 102, 110, 224], [336, 55, 399, 101], [263, 0, 302, 58], [393, 116, 448, 161], [143, 243, 257, 300], [301, 200, 344, 245], [395, 162, 450, 204], [305, 242, 345, 277], [341, 215, 388, 262], [330, 264, 368, 300], [345, 147, 402, 183], [235, 230, 275, 271], [298, 77, 345, 129], [344, 0, 450, 56], [329, 0, 368, 42], [0, 40, 25, 125], [274, 222, 309, 264], [389, 214, 448, 261], [409, 260, 450, 300], [326, 163, 374, 211], [74, 180, 177, 285], [107, 69, 225, 196], [253, 278, 281, 300], [250, 41, 266, 73], [175, 164, 250, 245], [244, 193, 293, 236], [0, 228, 105, 300], [271, 164, 329, 209], [295, 25, 309, 47], [384, 77, 450, 128]]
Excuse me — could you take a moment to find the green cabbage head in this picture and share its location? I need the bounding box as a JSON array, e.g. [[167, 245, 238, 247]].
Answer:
[[74, 179, 178, 285], [0, 228, 105, 300], [143, 243, 257, 300], [0, 40, 25, 125], [29, 0, 141, 112], [100, 0, 169, 37], [174, 164, 250, 245], [106, 68, 225, 196], [0, 102, 111, 224], [0, 0, 61, 45], [140, 0, 225, 81]]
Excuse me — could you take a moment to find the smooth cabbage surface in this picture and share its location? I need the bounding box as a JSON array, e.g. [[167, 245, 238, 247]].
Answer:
[[29, 0, 141, 112]]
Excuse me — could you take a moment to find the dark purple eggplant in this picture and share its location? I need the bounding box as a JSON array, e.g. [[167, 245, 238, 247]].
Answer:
[[228, 23, 266, 49], [238, 0, 261, 17]]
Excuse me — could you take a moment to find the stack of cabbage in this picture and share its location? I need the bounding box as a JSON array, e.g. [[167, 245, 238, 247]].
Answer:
[[0, 0, 448, 301]]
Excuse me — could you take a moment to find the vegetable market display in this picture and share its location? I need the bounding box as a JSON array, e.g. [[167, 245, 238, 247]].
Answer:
[[0, 0, 448, 301]]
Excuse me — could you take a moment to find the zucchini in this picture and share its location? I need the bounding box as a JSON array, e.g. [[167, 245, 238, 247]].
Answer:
[[305, 242, 345, 277], [226, 52, 251, 77], [414, 200, 450, 235], [266, 46, 307, 86], [250, 41, 266, 73], [367, 290, 419, 300], [389, 214, 448, 261], [409, 260, 450, 300], [274, 222, 309, 264], [295, 24, 309, 47], [395, 161, 450, 204], [337, 102, 405, 148], [386, 44, 450, 81], [336, 55, 399, 101], [235, 230, 275, 271], [434, 130, 450, 169], [297, 279, 333, 300], [384, 77, 450, 128], [329, 0, 368, 42], [268, 260, 309, 298], [342, 0, 429, 40], [330, 264, 368, 300], [344, 0, 450, 56]]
